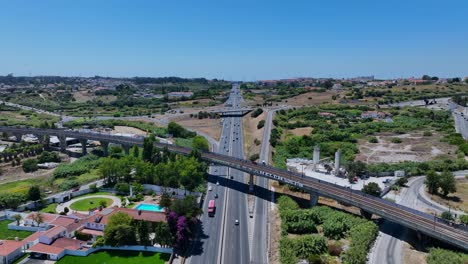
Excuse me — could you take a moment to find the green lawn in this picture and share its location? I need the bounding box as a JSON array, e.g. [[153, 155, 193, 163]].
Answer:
[[175, 137, 193, 148], [57, 250, 171, 264], [40, 203, 58, 213], [0, 220, 33, 240], [0, 178, 38, 195], [70, 197, 113, 211]]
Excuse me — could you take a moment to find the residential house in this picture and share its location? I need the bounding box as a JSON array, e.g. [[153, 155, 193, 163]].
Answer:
[[0, 240, 23, 264]]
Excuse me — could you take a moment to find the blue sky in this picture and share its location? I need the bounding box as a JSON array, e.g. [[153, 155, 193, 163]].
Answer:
[[0, 0, 467, 80]]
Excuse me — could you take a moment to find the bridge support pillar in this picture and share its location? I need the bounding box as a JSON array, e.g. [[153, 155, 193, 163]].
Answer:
[[249, 174, 254, 193], [14, 133, 23, 142], [122, 145, 131, 155], [59, 135, 67, 152], [79, 139, 87, 156], [100, 141, 109, 156], [360, 209, 373, 219], [309, 191, 319, 206]]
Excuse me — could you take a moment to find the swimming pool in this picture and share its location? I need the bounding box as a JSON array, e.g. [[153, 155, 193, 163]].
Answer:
[[134, 203, 164, 212]]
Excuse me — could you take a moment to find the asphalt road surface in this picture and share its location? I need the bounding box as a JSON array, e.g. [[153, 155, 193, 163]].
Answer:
[[189, 84, 250, 264]]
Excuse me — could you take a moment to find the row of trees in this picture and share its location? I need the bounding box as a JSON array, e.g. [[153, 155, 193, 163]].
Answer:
[[100, 154, 205, 192]]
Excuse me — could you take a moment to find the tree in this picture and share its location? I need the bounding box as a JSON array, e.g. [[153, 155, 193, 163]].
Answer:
[[135, 220, 151, 246], [104, 212, 136, 246], [89, 183, 98, 193], [99, 200, 108, 208], [115, 182, 130, 195], [31, 212, 44, 227], [142, 136, 154, 162], [425, 170, 439, 194], [460, 215, 468, 224], [395, 177, 408, 187], [346, 161, 367, 180], [441, 211, 454, 221], [439, 171, 456, 197], [22, 159, 38, 172], [12, 214, 22, 226], [160, 192, 172, 209], [131, 145, 139, 158], [362, 182, 382, 197], [153, 222, 173, 247], [27, 185, 41, 201], [170, 195, 203, 218], [192, 136, 209, 151]]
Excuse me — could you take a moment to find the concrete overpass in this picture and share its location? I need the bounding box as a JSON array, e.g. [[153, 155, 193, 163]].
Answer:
[[1, 126, 468, 251], [208, 107, 253, 117]]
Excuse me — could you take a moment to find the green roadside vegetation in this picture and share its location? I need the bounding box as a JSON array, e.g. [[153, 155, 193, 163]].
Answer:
[[0, 220, 34, 240], [0, 104, 59, 128], [69, 197, 114, 211], [277, 196, 378, 264], [346, 83, 468, 104], [56, 250, 170, 264], [272, 105, 468, 175], [427, 248, 468, 264], [63, 119, 168, 137]]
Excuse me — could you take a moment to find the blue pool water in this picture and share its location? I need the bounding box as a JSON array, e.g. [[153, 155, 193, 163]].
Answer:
[[134, 203, 164, 212]]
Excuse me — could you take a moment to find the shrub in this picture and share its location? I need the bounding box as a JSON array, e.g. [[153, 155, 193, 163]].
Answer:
[[254, 138, 261, 146], [53, 155, 100, 178], [257, 120, 265, 129], [249, 153, 260, 162], [38, 151, 60, 163], [423, 131, 433, 137], [251, 108, 263, 118], [427, 248, 468, 264], [368, 136, 378, 143], [441, 211, 454, 221], [22, 159, 38, 172], [391, 137, 402, 144], [460, 215, 468, 224]]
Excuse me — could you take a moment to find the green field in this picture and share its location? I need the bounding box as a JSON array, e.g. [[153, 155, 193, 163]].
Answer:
[[69, 197, 113, 211], [0, 178, 39, 195], [0, 220, 33, 240], [57, 250, 171, 264]]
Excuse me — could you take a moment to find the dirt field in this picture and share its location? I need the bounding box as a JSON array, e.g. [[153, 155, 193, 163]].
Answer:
[[281, 90, 341, 106], [172, 115, 222, 141], [0, 154, 70, 185], [284, 127, 313, 138], [73, 91, 116, 103], [242, 111, 266, 159], [429, 177, 468, 213], [403, 242, 427, 264], [112, 126, 148, 136], [356, 131, 457, 163]]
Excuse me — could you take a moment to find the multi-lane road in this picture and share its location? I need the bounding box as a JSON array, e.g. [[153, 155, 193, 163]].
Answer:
[[189, 84, 250, 264]]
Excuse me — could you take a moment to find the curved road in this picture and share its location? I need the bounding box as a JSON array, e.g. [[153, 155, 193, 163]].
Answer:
[[369, 172, 468, 264]]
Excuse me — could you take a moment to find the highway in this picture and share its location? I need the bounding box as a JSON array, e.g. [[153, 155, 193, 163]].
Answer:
[[189, 84, 250, 264]]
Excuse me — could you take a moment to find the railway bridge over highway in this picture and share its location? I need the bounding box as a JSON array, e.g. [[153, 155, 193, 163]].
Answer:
[[1, 126, 468, 251]]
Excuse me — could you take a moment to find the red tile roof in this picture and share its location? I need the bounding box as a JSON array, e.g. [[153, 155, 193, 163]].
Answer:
[[79, 228, 104, 236], [50, 216, 76, 227], [102, 208, 166, 224], [51, 238, 84, 251], [0, 240, 22, 256], [29, 243, 64, 255], [22, 231, 44, 243], [42, 226, 66, 239], [25, 212, 58, 223]]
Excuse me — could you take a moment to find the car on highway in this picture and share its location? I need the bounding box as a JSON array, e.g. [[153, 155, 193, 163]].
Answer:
[[235, 219, 239, 225], [208, 186, 213, 191], [215, 193, 218, 198]]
